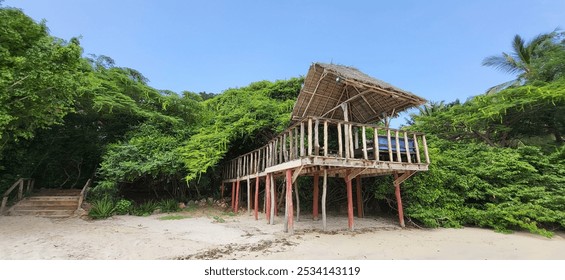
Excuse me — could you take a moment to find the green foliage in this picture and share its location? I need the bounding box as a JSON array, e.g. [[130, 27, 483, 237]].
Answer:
[[159, 199, 180, 213], [131, 200, 159, 216], [159, 215, 190, 220], [212, 216, 226, 223], [114, 199, 132, 215], [88, 196, 116, 219]]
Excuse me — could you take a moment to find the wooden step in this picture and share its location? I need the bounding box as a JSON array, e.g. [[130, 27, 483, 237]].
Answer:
[[11, 205, 77, 211], [9, 209, 76, 217], [26, 196, 80, 201], [15, 200, 79, 207], [34, 189, 82, 196]]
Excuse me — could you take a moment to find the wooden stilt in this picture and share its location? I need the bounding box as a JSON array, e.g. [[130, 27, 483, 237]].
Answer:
[[394, 172, 406, 228], [235, 179, 240, 213], [273, 182, 278, 216], [322, 169, 328, 231], [286, 169, 294, 234], [231, 182, 235, 210], [356, 177, 363, 218], [294, 182, 300, 222], [345, 171, 354, 231], [266, 174, 271, 223], [245, 178, 250, 214], [269, 174, 275, 225], [254, 176, 259, 220], [313, 172, 319, 221]]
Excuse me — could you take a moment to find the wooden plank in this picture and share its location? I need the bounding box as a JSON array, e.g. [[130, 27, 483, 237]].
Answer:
[[337, 122, 343, 157], [323, 121, 328, 157], [404, 131, 412, 163], [322, 169, 328, 231], [394, 172, 406, 228], [395, 130, 402, 162], [308, 118, 313, 156], [313, 172, 319, 221], [413, 134, 421, 163], [362, 126, 368, 160], [285, 169, 294, 234], [314, 119, 320, 156], [422, 134, 430, 164]]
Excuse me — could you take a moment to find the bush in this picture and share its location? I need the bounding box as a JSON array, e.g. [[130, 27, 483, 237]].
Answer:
[[88, 196, 116, 219], [114, 199, 132, 215], [159, 199, 180, 213], [131, 200, 159, 216]]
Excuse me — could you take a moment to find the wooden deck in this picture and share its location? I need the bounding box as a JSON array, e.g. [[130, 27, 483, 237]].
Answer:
[[221, 117, 429, 233]]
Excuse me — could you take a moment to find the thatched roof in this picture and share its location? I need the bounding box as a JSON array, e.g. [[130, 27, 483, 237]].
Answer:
[[291, 63, 426, 124]]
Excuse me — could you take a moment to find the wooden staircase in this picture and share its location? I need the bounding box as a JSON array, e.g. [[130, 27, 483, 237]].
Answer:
[[8, 189, 82, 218]]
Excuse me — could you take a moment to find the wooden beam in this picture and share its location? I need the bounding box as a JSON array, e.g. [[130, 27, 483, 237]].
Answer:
[[308, 118, 313, 156], [300, 122, 305, 157], [285, 169, 294, 234], [301, 71, 328, 117], [321, 89, 373, 119], [292, 165, 304, 184], [374, 127, 379, 161], [362, 126, 368, 160], [314, 119, 320, 156], [422, 134, 430, 163], [393, 171, 415, 185], [337, 122, 343, 157], [413, 134, 421, 163], [323, 121, 328, 157], [395, 130, 402, 162], [387, 129, 393, 161], [404, 131, 412, 164]]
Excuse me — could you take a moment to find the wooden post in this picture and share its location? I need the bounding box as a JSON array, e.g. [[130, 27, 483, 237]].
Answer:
[[337, 122, 343, 157], [273, 180, 278, 216], [404, 131, 412, 163], [374, 127, 379, 161], [349, 125, 354, 158], [362, 126, 368, 160], [289, 129, 294, 159], [235, 179, 240, 213], [413, 134, 421, 163], [231, 182, 235, 210], [394, 172, 406, 228], [314, 119, 320, 155], [270, 174, 275, 224], [294, 182, 300, 222], [300, 122, 305, 157], [356, 177, 363, 218], [395, 130, 402, 162], [285, 169, 294, 234], [254, 176, 260, 220], [294, 127, 299, 159], [322, 169, 328, 231], [323, 121, 328, 157], [345, 170, 354, 231], [308, 118, 313, 156], [387, 129, 393, 162], [354, 127, 359, 149], [422, 134, 430, 163], [247, 177, 251, 214], [266, 174, 271, 223], [17, 180, 23, 200], [313, 172, 319, 221], [344, 123, 350, 158]]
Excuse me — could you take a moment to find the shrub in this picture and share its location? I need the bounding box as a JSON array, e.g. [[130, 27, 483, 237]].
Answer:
[[159, 199, 180, 213], [131, 200, 159, 216], [88, 196, 116, 219], [114, 199, 132, 215]]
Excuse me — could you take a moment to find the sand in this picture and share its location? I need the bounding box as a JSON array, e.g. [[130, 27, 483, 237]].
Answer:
[[1, 207, 564, 260]]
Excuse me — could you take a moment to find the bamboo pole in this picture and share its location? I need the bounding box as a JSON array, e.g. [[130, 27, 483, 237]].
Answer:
[[254, 176, 259, 220], [374, 127, 379, 161], [404, 131, 412, 163], [337, 122, 343, 157], [356, 177, 363, 218], [323, 121, 328, 157], [266, 174, 271, 223], [422, 134, 430, 163], [314, 119, 320, 155], [308, 118, 313, 156], [413, 134, 421, 163], [346, 170, 354, 231], [235, 179, 240, 213], [394, 172, 406, 228], [313, 172, 319, 221], [270, 174, 275, 224], [322, 169, 328, 231], [300, 122, 305, 157], [395, 130, 402, 162], [362, 126, 368, 160], [286, 169, 294, 234]]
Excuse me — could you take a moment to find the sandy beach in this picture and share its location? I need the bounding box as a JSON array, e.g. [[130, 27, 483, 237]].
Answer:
[[1, 207, 564, 260]]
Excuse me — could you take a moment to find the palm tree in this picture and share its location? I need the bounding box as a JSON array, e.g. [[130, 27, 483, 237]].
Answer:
[[482, 32, 557, 93]]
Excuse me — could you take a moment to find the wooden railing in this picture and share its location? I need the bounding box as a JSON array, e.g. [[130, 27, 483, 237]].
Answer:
[[77, 179, 92, 211], [1, 178, 34, 215], [223, 117, 429, 180]]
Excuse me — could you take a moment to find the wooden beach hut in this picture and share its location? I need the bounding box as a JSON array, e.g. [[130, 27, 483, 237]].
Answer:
[[221, 62, 429, 233]]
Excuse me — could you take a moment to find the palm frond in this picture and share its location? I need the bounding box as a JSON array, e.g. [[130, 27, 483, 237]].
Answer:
[[485, 79, 522, 94], [482, 54, 523, 74]]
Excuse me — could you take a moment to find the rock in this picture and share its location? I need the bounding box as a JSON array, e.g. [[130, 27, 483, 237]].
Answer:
[[178, 202, 186, 209]]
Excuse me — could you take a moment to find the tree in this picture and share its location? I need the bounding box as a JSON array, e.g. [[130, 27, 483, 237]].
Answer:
[[482, 31, 564, 92]]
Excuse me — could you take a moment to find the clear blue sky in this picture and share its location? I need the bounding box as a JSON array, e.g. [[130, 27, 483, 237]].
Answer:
[[4, 0, 565, 124]]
